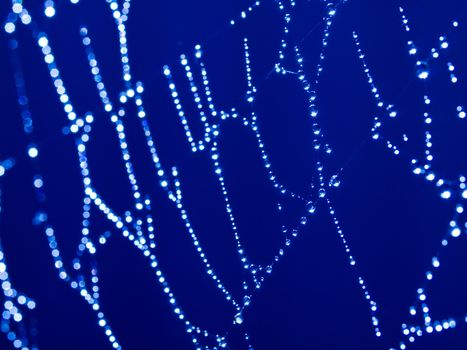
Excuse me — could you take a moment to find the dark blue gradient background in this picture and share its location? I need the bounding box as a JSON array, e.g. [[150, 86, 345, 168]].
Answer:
[[1, 0, 467, 349]]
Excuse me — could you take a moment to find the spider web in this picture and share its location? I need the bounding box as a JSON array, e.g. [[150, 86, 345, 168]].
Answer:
[[0, 158, 37, 350], [1, 0, 467, 349]]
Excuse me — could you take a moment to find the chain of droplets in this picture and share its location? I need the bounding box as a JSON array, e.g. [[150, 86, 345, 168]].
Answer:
[[293, 3, 381, 337], [5, 0, 152, 349], [351, 6, 467, 350], [396, 7, 467, 350], [6, 11, 126, 349], [4, 0, 252, 348], [80, 2, 252, 347], [2, 0, 387, 348], [164, 0, 381, 339], [0, 160, 37, 350], [229, 1, 262, 27]]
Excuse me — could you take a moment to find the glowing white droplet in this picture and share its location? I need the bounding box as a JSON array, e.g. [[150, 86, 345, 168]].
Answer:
[[234, 313, 243, 324], [416, 61, 429, 79], [329, 174, 341, 187], [12, 3, 23, 14], [387, 105, 397, 118], [45, 5, 56, 18], [28, 146, 39, 158], [451, 227, 461, 238], [306, 201, 316, 214], [327, 3, 336, 16], [4, 22, 15, 34], [457, 106, 466, 119], [440, 190, 451, 199]]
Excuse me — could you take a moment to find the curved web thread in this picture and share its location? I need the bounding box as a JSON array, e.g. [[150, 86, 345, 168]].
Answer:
[[162, 0, 379, 338], [352, 6, 467, 349], [0, 159, 37, 350], [1, 0, 466, 349]]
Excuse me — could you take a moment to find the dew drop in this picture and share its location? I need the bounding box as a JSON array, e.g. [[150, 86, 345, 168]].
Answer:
[[329, 174, 340, 187], [326, 3, 336, 16], [306, 201, 316, 214], [387, 105, 397, 118], [416, 61, 430, 79], [457, 106, 465, 119], [234, 313, 243, 324], [451, 227, 461, 238], [312, 123, 321, 135], [313, 139, 321, 150], [408, 41, 417, 55]]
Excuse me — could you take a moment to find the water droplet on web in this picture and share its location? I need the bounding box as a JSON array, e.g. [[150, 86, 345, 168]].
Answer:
[[387, 105, 397, 118], [457, 106, 465, 119], [310, 105, 318, 117], [234, 313, 243, 324], [312, 123, 321, 135], [309, 91, 317, 101], [318, 188, 326, 198], [306, 201, 316, 214], [329, 174, 340, 187], [416, 61, 430, 79], [246, 90, 254, 103], [412, 162, 423, 175], [451, 226, 461, 238], [440, 189, 451, 199], [327, 3, 336, 16], [408, 41, 417, 55], [33, 211, 47, 226]]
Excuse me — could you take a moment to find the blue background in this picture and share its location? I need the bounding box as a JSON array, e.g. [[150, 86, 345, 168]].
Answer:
[[1, 0, 467, 349]]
